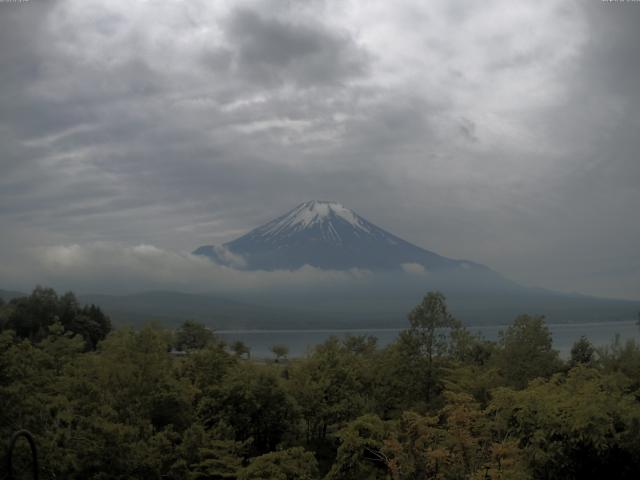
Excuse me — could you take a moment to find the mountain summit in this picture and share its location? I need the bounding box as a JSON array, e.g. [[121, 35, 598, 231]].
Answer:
[[193, 200, 486, 272]]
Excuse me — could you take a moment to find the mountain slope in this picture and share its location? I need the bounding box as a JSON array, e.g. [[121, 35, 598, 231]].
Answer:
[[78, 291, 320, 330], [75, 287, 640, 330], [194, 200, 489, 272], [0, 289, 26, 302]]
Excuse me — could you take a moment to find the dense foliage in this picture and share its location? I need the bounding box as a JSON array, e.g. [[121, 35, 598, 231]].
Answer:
[[2, 288, 640, 479], [0, 286, 111, 350]]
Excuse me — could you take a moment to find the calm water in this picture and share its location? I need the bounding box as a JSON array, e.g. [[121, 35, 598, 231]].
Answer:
[[218, 321, 640, 359]]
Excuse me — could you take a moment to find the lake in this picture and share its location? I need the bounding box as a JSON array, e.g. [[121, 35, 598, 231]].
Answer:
[[218, 320, 640, 359]]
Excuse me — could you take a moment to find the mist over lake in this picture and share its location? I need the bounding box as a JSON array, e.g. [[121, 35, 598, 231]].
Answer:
[[218, 321, 640, 359]]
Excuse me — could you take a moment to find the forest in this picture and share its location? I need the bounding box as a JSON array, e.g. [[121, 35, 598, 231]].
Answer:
[[2, 287, 640, 479]]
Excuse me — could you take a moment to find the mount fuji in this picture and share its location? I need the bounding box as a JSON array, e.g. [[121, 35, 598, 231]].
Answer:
[[188, 201, 640, 327], [194, 200, 491, 273], [62, 201, 638, 329]]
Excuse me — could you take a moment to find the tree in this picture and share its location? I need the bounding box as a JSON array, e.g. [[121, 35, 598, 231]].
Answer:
[[175, 320, 215, 351], [287, 337, 367, 442], [231, 340, 251, 359], [407, 292, 459, 363], [40, 321, 84, 375], [238, 447, 318, 480], [0, 288, 110, 349], [325, 415, 390, 480], [596, 336, 640, 389], [343, 335, 378, 355], [68, 303, 112, 350], [449, 326, 495, 366], [384, 393, 530, 480], [198, 364, 297, 455], [74, 325, 194, 429], [0, 298, 11, 331], [489, 367, 640, 479], [400, 291, 460, 402], [0, 329, 54, 438], [569, 336, 595, 367], [271, 344, 289, 363], [495, 315, 562, 389], [3, 286, 59, 342], [166, 423, 245, 480], [180, 343, 237, 391]]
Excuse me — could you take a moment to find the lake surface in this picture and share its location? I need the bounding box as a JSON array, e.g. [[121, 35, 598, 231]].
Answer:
[[218, 321, 640, 359]]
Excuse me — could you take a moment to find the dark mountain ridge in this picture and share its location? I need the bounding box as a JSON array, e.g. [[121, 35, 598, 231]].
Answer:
[[195, 200, 493, 273]]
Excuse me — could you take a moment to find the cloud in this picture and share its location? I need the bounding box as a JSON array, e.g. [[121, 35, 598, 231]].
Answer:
[[224, 8, 369, 87], [211, 245, 247, 269], [0, 0, 638, 300], [401, 263, 427, 275], [1, 242, 370, 295]]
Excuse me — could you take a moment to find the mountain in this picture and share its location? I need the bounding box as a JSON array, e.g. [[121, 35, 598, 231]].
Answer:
[[3, 196, 638, 328], [76, 288, 640, 330], [77, 291, 319, 330], [0, 289, 26, 302], [194, 200, 492, 273]]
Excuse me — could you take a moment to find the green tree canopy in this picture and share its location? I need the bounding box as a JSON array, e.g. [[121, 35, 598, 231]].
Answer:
[[175, 320, 216, 351], [198, 364, 298, 456], [0, 287, 111, 349], [271, 344, 289, 362], [570, 335, 595, 367], [231, 340, 251, 359], [238, 447, 319, 480], [495, 314, 562, 388]]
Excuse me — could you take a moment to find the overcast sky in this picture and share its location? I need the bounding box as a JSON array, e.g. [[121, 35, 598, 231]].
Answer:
[[1, 0, 639, 299]]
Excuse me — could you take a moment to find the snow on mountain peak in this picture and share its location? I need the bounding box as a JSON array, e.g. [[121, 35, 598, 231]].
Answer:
[[258, 200, 371, 238], [194, 200, 484, 272]]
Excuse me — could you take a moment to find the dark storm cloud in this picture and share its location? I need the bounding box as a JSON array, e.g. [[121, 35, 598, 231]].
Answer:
[[224, 8, 369, 87], [508, 1, 640, 299], [0, 0, 638, 299], [582, 2, 640, 99], [0, 1, 66, 168]]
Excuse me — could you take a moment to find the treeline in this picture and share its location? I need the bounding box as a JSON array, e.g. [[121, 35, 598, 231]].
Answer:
[[0, 286, 111, 349], [2, 289, 640, 479]]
